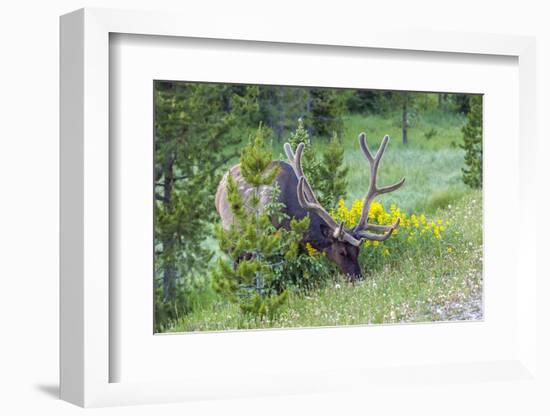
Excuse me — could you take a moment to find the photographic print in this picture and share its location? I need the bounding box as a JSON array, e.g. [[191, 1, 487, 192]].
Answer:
[[154, 81, 483, 333]]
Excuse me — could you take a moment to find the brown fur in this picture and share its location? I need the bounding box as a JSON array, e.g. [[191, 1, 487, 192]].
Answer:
[[215, 164, 275, 230]]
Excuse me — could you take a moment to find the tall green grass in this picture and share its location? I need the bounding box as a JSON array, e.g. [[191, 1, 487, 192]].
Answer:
[[169, 191, 482, 332], [164, 109, 482, 333], [273, 112, 468, 213]]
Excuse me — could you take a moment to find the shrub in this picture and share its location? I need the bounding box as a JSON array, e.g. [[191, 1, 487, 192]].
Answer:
[[212, 127, 290, 319], [308, 88, 345, 138], [154, 273, 214, 332], [423, 187, 466, 213], [460, 95, 483, 188], [286, 120, 348, 209], [271, 241, 337, 294], [424, 128, 437, 140], [316, 132, 349, 209]]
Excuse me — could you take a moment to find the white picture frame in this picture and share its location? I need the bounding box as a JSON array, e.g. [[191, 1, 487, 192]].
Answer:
[[60, 7, 538, 408]]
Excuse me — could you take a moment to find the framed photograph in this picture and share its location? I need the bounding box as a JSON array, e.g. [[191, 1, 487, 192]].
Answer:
[[60, 8, 538, 408]]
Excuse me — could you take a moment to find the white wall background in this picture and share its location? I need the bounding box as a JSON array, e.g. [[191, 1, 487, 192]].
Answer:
[[0, 1, 548, 415]]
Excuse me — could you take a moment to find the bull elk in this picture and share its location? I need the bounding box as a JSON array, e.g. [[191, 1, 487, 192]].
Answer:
[[215, 133, 405, 280]]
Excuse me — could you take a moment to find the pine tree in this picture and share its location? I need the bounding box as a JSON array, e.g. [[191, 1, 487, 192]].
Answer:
[[212, 126, 308, 319], [286, 120, 348, 209], [317, 132, 349, 208], [154, 81, 258, 330], [308, 88, 345, 138], [286, 118, 322, 187], [345, 90, 386, 114], [460, 95, 483, 188], [258, 86, 309, 140]]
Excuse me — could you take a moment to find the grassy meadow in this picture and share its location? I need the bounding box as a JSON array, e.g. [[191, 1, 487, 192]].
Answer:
[[172, 196, 482, 332], [164, 108, 483, 333]]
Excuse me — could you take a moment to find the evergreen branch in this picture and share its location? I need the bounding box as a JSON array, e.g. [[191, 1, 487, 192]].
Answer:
[[156, 153, 239, 186]]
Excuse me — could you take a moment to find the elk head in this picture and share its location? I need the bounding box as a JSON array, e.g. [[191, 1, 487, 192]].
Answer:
[[284, 133, 405, 280]]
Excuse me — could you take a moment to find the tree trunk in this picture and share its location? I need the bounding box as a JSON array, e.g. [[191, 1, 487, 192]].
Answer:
[[305, 93, 313, 140], [279, 88, 286, 141], [402, 95, 408, 145], [162, 155, 177, 302]]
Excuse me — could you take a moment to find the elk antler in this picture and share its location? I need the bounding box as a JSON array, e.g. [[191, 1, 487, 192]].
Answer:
[[283, 132, 404, 246], [284, 142, 362, 246], [353, 133, 405, 241], [284, 143, 316, 203]]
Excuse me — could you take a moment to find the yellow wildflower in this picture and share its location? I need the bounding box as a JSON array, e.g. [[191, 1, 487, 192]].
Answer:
[[329, 198, 447, 246], [369, 201, 383, 220], [305, 242, 318, 257]]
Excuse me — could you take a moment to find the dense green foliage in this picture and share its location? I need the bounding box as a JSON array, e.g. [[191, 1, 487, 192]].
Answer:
[[212, 127, 323, 318], [285, 119, 348, 208], [317, 133, 349, 209], [345, 90, 387, 114], [153, 82, 258, 330], [257, 86, 345, 140], [460, 95, 483, 188], [308, 88, 346, 138], [258, 86, 308, 140]]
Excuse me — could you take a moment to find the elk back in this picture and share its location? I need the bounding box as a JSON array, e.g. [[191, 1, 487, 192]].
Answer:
[[215, 161, 305, 231]]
